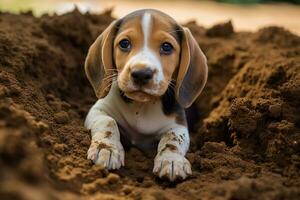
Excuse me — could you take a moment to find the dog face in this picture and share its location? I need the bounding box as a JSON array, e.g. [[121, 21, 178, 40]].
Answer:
[[114, 12, 181, 102], [85, 9, 208, 108]]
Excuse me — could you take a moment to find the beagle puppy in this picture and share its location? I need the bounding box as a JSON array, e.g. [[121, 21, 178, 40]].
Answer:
[[84, 9, 208, 181]]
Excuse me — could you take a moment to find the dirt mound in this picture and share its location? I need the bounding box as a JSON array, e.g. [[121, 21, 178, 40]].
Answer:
[[0, 9, 299, 200]]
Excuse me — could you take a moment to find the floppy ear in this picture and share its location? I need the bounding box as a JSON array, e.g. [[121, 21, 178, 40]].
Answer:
[[85, 20, 118, 98], [175, 27, 208, 108]]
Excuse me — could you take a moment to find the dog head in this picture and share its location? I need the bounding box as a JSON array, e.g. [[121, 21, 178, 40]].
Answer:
[[85, 9, 207, 108]]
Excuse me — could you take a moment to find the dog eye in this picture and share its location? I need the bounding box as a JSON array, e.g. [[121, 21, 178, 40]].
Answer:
[[119, 39, 131, 51], [160, 42, 173, 55]]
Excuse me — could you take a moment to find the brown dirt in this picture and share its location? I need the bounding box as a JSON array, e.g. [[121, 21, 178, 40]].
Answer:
[[0, 9, 300, 200]]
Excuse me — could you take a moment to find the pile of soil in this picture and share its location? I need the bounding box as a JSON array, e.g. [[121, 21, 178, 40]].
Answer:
[[0, 9, 299, 200]]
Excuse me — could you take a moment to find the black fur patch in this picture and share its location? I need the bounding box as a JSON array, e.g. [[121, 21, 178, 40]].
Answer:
[[161, 86, 187, 126], [161, 87, 180, 115], [172, 24, 183, 44], [119, 89, 132, 103]]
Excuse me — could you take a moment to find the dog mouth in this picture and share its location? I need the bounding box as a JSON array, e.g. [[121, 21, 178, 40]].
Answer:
[[117, 78, 163, 102], [122, 89, 159, 102]]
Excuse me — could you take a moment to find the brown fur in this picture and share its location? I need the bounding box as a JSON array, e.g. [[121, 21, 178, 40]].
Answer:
[[95, 141, 112, 150], [160, 143, 178, 155], [175, 28, 208, 108], [85, 20, 120, 98], [104, 131, 112, 138]]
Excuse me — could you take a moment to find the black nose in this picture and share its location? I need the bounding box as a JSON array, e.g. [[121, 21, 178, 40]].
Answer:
[[131, 68, 154, 85]]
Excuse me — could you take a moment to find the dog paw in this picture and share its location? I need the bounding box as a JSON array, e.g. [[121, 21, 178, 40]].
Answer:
[[87, 140, 125, 170], [153, 152, 192, 181]]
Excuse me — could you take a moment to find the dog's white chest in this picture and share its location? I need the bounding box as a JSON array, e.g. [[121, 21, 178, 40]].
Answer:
[[122, 100, 170, 134], [94, 82, 174, 142]]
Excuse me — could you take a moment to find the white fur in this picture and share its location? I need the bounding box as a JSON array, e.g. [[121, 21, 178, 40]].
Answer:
[[153, 151, 192, 181], [85, 104, 124, 169], [86, 82, 176, 149], [142, 13, 151, 48], [153, 125, 191, 181], [85, 82, 191, 179]]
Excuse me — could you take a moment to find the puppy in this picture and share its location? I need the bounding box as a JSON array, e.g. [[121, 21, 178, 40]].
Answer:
[[84, 9, 208, 181]]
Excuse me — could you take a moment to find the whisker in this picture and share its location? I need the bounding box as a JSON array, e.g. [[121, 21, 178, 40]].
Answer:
[[168, 85, 175, 91], [168, 81, 176, 89], [102, 74, 118, 81], [104, 69, 118, 75], [101, 74, 117, 89], [167, 29, 184, 34], [103, 74, 117, 79], [161, 80, 176, 100], [102, 81, 112, 93], [103, 72, 117, 77], [104, 71, 118, 75], [169, 81, 176, 87], [101, 77, 116, 84], [105, 69, 118, 71]]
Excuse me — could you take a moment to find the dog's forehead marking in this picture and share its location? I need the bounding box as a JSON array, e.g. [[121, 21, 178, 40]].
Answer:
[[141, 12, 152, 48], [140, 13, 164, 85]]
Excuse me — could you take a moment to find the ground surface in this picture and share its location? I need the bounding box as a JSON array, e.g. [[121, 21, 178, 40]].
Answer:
[[0, 10, 299, 200]]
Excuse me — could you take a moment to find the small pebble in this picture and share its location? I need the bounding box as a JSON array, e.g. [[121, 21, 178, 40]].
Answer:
[[0, 86, 9, 97], [268, 104, 281, 118], [122, 185, 133, 195], [186, 153, 196, 164], [54, 111, 69, 124], [53, 143, 66, 153], [107, 173, 120, 184]]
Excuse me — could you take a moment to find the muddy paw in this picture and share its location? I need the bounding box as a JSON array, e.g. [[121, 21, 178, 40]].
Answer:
[[87, 140, 125, 170], [153, 152, 192, 181]]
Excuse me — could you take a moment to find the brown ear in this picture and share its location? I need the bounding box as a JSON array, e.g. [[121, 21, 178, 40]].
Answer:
[[175, 27, 208, 108], [85, 20, 118, 98]]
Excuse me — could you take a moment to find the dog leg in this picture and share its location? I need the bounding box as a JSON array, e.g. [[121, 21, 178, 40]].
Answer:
[[85, 104, 124, 170], [153, 125, 191, 181]]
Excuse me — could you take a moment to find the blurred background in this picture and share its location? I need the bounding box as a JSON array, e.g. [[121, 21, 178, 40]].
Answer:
[[0, 0, 299, 35]]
